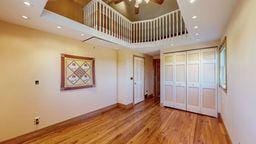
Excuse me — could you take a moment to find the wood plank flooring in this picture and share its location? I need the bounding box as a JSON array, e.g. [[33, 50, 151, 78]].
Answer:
[[23, 98, 230, 144]]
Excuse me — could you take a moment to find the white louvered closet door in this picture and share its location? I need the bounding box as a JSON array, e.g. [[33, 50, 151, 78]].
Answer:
[[200, 49, 217, 117], [187, 50, 201, 113], [163, 54, 175, 107], [174, 52, 187, 110]]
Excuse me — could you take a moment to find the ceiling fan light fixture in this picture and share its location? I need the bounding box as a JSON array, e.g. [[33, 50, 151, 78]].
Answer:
[[135, 3, 139, 8], [189, 0, 196, 3], [144, 0, 150, 3]]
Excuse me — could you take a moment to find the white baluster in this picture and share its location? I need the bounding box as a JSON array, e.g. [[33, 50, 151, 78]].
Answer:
[[88, 4, 91, 27], [133, 23, 135, 43], [169, 13, 171, 38], [172, 12, 174, 38], [117, 16, 119, 39], [108, 8, 110, 35], [161, 17, 163, 39], [85, 6, 87, 25], [121, 19, 123, 40], [176, 10, 178, 36], [112, 10, 114, 36], [147, 21, 149, 42], [114, 13, 117, 37], [99, 3, 101, 32], [137, 22, 139, 43], [180, 10, 183, 36], [156, 18, 159, 40], [104, 5, 106, 33], [132, 23, 134, 43], [165, 15, 167, 39], [144, 22, 146, 42], [138, 22, 140, 42], [153, 20, 155, 41], [141, 22, 143, 42], [130, 23, 132, 43], [119, 15, 121, 39]]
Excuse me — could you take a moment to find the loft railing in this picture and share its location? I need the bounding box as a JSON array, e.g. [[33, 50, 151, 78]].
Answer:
[[84, 0, 188, 44]]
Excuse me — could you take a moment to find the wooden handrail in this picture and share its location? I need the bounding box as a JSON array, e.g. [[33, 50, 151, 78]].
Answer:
[[84, 0, 188, 44]]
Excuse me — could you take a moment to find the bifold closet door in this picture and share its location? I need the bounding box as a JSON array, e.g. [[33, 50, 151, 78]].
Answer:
[[174, 52, 187, 110], [163, 54, 175, 107], [187, 50, 201, 113], [200, 49, 217, 117], [164, 53, 186, 110]]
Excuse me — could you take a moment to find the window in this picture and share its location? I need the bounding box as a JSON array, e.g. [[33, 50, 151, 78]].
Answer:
[[219, 38, 227, 91]]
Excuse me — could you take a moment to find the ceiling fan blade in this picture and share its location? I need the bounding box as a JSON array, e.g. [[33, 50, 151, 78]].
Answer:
[[135, 7, 139, 14], [151, 0, 164, 5]]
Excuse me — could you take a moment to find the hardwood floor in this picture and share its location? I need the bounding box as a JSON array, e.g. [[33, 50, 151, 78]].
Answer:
[[23, 98, 230, 144]]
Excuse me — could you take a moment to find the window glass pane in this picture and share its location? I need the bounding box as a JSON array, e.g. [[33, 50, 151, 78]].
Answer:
[[219, 45, 227, 90]]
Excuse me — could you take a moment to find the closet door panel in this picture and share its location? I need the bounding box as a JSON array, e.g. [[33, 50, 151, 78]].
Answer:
[[163, 54, 175, 107], [174, 52, 187, 110], [187, 64, 199, 83], [176, 86, 186, 103], [165, 85, 174, 101], [187, 87, 200, 106], [176, 65, 186, 82], [187, 50, 201, 113], [165, 65, 174, 81], [202, 63, 215, 83], [200, 49, 217, 117], [202, 88, 216, 109]]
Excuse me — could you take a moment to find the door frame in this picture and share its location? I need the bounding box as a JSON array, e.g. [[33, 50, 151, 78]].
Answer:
[[133, 55, 145, 105], [153, 59, 160, 97]]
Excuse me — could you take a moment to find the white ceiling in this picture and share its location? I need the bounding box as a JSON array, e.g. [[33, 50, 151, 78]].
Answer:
[[0, 0, 92, 41], [177, 0, 238, 44], [0, 0, 238, 56]]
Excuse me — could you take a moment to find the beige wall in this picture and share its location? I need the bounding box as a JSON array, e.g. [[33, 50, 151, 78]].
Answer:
[[220, 0, 256, 143], [0, 21, 118, 141], [117, 48, 154, 105], [0, 20, 154, 141]]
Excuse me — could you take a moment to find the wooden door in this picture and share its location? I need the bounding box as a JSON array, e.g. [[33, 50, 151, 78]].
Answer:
[[200, 49, 217, 117], [133, 56, 145, 104], [187, 50, 201, 113], [174, 52, 187, 110], [163, 54, 175, 107]]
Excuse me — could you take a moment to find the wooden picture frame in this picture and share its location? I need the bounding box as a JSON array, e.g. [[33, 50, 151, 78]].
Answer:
[[61, 54, 95, 90]]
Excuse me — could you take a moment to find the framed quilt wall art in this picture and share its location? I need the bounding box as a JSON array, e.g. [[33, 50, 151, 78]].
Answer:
[[61, 54, 95, 90]]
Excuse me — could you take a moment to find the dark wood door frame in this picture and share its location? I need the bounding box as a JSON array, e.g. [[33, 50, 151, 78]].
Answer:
[[153, 59, 160, 97]]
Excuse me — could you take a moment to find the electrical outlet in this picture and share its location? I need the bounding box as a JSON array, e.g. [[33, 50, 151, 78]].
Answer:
[[34, 117, 40, 125], [35, 80, 39, 85]]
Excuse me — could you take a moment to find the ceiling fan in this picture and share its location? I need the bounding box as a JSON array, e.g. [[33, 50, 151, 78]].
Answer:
[[110, 0, 164, 14]]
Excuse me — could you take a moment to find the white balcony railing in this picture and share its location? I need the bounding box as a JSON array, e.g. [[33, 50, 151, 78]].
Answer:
[[84, 0, 188, 44]]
